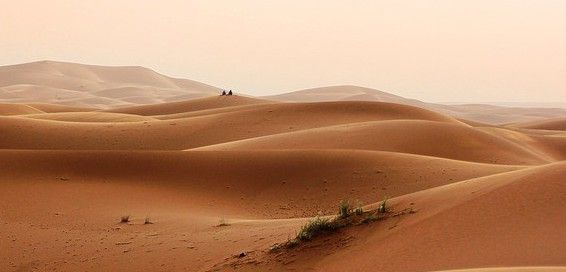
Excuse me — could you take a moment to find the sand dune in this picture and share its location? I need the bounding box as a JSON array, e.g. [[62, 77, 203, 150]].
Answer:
[[236, 162, 566, 271], [0, 149, 522, 218], [0, 69, 564, 271], [26, 103, 97, 113], [0, 149, 527, 271], [0, 61, 221, 108], [0, 102, 99, 117], [2, 61, 564, 124], [526, 134, 566, 161], [264, 85, 425, 105], [106, 95, 272, 116], [24, 112, 157, 123], [196, 120, 552, 165], [0, 103, 44, 115], [445, 104, 566, 125], [2, 149, 558, 271], [510, 117, 566, 131], [0, 101, 461, 150], [266, 85, 566, 125]]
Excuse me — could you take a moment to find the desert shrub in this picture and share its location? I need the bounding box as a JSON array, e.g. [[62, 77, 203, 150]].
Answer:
[[355, 201, 363, 215], [144, 217, 153, 224], [286, 238, 300, 248], [378, 197, 389, 213], [338, 200, 351, 219], [271, 236, 300, 251], [296, 216, 336, 241], [217, 218, 230, 227], [120, 215, 130, 223], [362, 213, 378, 223], [272, 196, 410, 250]]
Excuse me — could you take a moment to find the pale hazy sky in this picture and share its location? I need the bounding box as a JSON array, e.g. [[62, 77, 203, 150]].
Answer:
[[1, 0, 565, 102]]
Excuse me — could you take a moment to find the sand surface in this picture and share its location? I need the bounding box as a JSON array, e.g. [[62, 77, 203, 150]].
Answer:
[[1, 63, 565, 272], [265, 85, 566, 125]]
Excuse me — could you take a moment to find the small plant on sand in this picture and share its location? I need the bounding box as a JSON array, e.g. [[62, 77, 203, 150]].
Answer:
[[271, 197, 417, 251], [217, 218, 230, 227], [338, 200, 352, 219], [362, 213, 378, 223], [354, 201, 363, 215], [271, 236, 299, 251], [297, 216, 336, 241], [144, 216, 153, 225], [378, 197, 389, 213], [285, 237, 300, 248], [120, 215, 130, 223]]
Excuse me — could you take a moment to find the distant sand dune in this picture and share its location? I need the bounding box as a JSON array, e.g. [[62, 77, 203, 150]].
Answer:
[[0, 61, 221, 108], [2, 62, 564, 124], [510, 117, 566, 131], [266, 85, 566, 124]]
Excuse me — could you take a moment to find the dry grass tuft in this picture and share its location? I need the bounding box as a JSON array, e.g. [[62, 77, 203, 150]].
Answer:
[[120, 215, 130, 223]]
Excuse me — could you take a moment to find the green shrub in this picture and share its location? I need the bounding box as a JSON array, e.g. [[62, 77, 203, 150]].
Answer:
[[297, 216, 336, 241], [338, 200, 351, 218], [362, 213, 378, 223], [354, 200, 364, 215], [378, 197, 389, 213]]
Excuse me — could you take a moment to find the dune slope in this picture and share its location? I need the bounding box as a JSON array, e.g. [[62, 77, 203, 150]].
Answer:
[[196, 120, 551, 165], [0, 149, 521, 219], [0, 101, 461, 150], [237, 162, 566, 272], [0, 103, 44, 115], [511, 118, 566, 131], [106, 95, 272, 116], [0, 89, 564, 272]]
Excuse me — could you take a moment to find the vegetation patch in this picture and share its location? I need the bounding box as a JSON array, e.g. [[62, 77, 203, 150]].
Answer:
[[217, 218, 230, 227], [354, 200, 364, 215], [338, 200, 352, 219], [378, 197, 389, 213], [362, 213, 379, 223], [296, 216, 340, 241], [271, 197, 414, 252], [120, 215, 130, 223]]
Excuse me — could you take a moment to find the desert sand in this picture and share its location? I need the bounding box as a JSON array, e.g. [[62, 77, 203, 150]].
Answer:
[[1, 62, 565, 272], [265, 85, 566, 125]]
